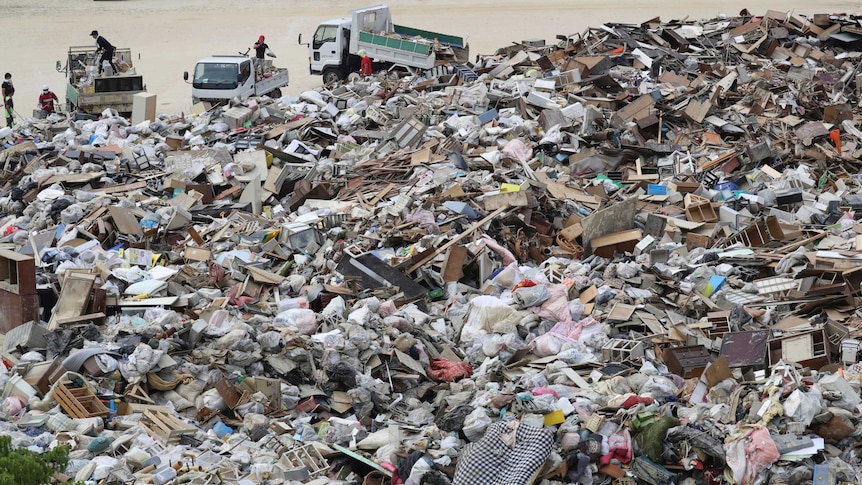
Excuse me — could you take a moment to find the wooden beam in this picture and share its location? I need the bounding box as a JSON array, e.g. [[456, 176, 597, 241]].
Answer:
[[90, 181, 148, 194]]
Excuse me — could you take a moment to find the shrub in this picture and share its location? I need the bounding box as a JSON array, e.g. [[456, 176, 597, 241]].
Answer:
[[0, 435, 77, 485]]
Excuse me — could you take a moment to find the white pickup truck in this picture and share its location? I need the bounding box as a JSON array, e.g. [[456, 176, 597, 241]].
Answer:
[[184, 55, 289, 107]]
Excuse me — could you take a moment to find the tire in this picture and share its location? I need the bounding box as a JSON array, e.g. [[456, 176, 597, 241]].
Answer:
[[322, 68, 343, 85], [269, 88, 282, 99]]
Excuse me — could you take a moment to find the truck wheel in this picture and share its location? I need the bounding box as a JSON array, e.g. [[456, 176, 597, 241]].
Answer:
[[269, 88, 282, 99], [322, 68, 343, 85]]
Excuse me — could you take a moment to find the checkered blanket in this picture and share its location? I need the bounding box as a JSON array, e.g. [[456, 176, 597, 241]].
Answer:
[[453, 421, 554, 485]]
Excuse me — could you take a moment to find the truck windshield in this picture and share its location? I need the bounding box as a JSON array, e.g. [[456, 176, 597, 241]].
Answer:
[[313, 25, 338, 49], [192, 63, 239, 89]]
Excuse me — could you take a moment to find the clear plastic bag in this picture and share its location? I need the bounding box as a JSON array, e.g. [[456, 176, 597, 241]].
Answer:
[[273, 308, 317, 335], [462, 408, 492, 442], [512, 285, 551, 308]]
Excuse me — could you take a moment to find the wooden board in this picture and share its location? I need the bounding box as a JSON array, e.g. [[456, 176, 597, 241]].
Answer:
[[183, 246, 211, 262], [108, 206, 142, 236], [246, 266, 286, 285], [442, 245, 468, 282], [48, 274, 96, 330], [91, 181, 147, 194], [140, 409, 197, 444]]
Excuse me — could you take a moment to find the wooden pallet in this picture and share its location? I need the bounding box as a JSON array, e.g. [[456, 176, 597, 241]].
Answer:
[[54, 382, 109, 419], [140, 409, 197, 444]]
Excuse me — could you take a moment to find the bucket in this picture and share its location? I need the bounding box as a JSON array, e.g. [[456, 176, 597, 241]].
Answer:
[[0, 127, 12, 139]]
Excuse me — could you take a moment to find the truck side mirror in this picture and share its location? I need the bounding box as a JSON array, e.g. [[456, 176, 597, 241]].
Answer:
[[297, 33, 303, 45], [183, 71, 189, 81], [55, 60, 62, 72]]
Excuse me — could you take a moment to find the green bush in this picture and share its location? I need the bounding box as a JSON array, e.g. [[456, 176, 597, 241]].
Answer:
[[0, 434, 79, 485]]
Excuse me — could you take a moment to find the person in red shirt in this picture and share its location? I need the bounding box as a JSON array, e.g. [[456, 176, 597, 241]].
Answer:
[[38, 85, 58, 115], [359, 50, 372, 76]]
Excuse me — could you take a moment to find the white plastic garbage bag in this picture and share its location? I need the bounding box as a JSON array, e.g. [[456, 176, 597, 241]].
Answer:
[[462, 408, 492, 442], [460, 296, 514, 342]]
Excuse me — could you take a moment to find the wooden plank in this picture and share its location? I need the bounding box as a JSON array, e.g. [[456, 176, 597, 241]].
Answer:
[[187, 227, 205, 245], [246, 266, 286, 285], [55, 312, 106, 326], [49, 274, 96, 331], [79, 204, 106, 228], [214, 184, 243, 201], [90, 181, 147, 194], [45, 172, 105, 185], [368, 183, 396, 206], [108, 206, 142, 236]]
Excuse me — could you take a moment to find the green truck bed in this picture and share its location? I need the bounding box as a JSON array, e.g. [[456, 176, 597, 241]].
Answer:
[[393, 24, 465, 48]]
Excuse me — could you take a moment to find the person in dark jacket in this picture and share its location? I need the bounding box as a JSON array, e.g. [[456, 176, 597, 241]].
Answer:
[[1, 74, 13, 127], [90, 30, 119, 75]]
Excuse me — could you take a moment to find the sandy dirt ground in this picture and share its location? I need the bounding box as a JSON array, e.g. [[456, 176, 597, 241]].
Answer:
[[2, 0, 859, 116]]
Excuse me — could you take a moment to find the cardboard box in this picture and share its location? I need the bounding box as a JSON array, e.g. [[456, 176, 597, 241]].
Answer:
[[590, 229, 642, 257]]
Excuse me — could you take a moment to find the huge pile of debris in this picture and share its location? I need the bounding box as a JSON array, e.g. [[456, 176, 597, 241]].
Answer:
[[0, 8, 861, 485]]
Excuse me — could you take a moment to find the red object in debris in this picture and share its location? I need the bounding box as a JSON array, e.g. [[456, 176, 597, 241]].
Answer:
[[830, 129, 841, 154], [512, 279, 537, 290], [427, 357, 472, 382], [620, 395, 653, 409]]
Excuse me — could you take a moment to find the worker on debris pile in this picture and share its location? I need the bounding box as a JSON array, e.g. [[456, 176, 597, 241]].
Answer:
[[1, 73, 13, 103], [1, 73, 13, 126], [90, 30, 119, 76], [2, 94, 12, 128], [38, 85, 58, 116], [359, 49, 372, 76]]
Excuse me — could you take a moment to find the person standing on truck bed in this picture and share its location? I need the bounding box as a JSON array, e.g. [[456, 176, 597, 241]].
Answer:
[[253, 35, 276, 60], [252, 35, 276, 79], [90, 30, 119, 76]]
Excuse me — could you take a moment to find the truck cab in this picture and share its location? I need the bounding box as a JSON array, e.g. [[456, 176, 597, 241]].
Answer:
[[309, 18, 355, 84], [189, 56, 255, 105]]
